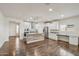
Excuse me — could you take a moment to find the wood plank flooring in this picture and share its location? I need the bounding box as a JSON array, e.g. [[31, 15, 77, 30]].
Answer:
[[0, 36, 79, 56]]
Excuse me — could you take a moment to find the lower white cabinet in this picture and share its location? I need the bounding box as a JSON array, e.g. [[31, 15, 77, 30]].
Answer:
[[69, 36, 79, 45], [49, 33, 58, 40], [49, 32, 79, 46], [57, 35, 69, 42]]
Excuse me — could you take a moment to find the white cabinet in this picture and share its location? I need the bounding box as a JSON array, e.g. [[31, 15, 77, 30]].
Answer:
[[49, 31, 79, 46], [69, 36, 79, 45], [57, 35, 69, 42], [49, 33, 58, 40]]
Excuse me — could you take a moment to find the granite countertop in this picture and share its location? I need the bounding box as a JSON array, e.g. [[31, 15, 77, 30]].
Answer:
[[50, 31, 79, 37], [58, 31, 79, 37]]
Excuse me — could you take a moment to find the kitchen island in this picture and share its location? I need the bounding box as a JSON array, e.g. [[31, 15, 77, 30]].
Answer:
[[25, 33, 44, 44]]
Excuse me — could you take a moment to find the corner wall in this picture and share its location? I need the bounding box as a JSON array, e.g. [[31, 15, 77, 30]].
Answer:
[[0, 11, 9, 47]]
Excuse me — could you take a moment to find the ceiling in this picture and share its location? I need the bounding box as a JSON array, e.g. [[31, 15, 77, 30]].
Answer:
[[0, 3, 79, 22]]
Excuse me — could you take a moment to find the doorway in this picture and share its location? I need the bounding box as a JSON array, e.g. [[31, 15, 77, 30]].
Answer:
[[9, 21, 20, 37], [9, 21, 20, 55]]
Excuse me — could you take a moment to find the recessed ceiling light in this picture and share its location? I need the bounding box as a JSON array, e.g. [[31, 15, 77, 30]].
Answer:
[[61, 14, 64, 18], [30, 17, 33, 19], [49, 8, 53, 12]]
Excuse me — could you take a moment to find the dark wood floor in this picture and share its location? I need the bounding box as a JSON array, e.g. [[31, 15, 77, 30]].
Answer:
[[0, 36, 79, 56]]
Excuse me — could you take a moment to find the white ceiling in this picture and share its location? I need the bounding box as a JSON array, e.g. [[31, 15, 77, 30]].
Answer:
[[0, 3, 79, 22]]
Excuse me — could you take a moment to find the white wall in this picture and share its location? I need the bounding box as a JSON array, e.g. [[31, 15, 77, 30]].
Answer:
[[0, 15, 24, 47], [59, 16, 79, 36], [0, 11, 9, 47]]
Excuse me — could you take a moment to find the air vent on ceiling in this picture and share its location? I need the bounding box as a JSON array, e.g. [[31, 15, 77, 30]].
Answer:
[[45, 3, 51, 6]]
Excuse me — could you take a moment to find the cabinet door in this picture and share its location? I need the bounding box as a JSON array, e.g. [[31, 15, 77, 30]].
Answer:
[[49, 33, 57, 40], [69, 36, 78, 45]]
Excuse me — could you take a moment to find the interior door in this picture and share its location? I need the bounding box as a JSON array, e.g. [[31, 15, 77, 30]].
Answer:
[[9, 22, 20, 37]]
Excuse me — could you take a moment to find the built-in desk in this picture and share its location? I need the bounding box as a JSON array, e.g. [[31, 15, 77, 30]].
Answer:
[[49, 31, 79, 46], [57, 34, 69, 42], [58, 32, 79, 45]]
